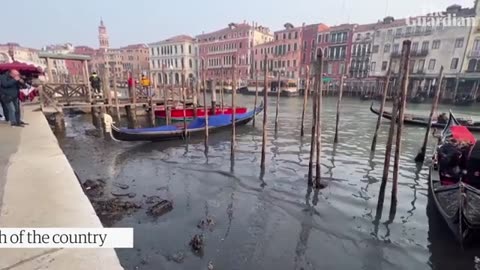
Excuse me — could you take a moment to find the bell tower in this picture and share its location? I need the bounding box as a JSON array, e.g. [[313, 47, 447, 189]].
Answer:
[[98, 18, 109, 51]]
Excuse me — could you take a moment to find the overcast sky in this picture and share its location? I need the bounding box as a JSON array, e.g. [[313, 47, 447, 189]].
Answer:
[[2, 0, 474, 49]]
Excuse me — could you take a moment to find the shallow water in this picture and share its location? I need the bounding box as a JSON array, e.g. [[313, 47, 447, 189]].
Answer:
[[57, 95, 480, 270]]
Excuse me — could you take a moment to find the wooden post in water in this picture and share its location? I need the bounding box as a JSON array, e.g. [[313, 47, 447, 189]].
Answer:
[[390, 40, 412, 216], [182, 68, 187, 138], [415, 66, 444, 163], [211, 77, 217, 114], [193, 78, 198, 119], [308, 54, 322, 187], [113, 74, 121, 122], [371, 65, 392, 152], [261, 54, 269, 171], [300, 66, 310, 137], [334, 68, 346, 144], [231, 55, 237, 160], [220, 66, 225, 114], [202, 60, 209, 147], [274, 70, 281, 130], [253, 69, 259, 126], [314, 51, 324, 189], [376, 42, 407, 216]]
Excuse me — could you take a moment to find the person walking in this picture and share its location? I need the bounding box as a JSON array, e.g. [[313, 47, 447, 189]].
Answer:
[[0, 69, 26, 127], [89, 72, 102, 97]]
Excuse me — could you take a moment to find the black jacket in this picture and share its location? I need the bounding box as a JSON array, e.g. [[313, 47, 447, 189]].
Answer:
[[89, 75, 101, 88], [0, 73, 23, 100]]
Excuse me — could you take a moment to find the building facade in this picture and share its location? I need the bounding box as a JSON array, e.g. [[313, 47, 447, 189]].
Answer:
[[41, 43, 74, 76], [0, 43, 44, 68], [196, 22, 273, 87], [369, 5, 475, 99], [120, 44, 149, 77], [149, 35, 198, 86]]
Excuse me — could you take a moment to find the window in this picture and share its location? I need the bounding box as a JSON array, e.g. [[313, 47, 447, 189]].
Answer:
[[370, 61, 376, 72], [406, 27, 412, 35], [318, 35, 322, 43], [384, 44, 391, 53], [418, 59, 425, 72], [473, 39, 480, 51], [311, 39, 315, 48], [468, 59, 477, 71], [293, 60, 296, 67], [288, 44, 291, 52], [189, 59, 192, 68], [411, 42, 418, 52], [372, 45, 379, 53], [288, 32, 291, 39], [381, 61, 388, 71], [432, 40, 441, 49], [421, 41, 429, 52], [395, 28, 403, 36], [239, 42, 242, 49], [392, 44, 399, 53], [375, 30, 380, 37], [455, 38, 464, 48], [283, 33, 286, 39], [387, 29, 393, 37], [356, 33, 362, 40], [275, 34, 278, 41], [287, 60, 290, 67], [450, 58, 459, 69], [294, 43, 297, 51], [181, 45, 184, 54], [327, 63, 333, 74], [409, 60, 415, 73], [428, 59, 436, 70], [325, 34, 329, 42], [295, 32, 298, 39]]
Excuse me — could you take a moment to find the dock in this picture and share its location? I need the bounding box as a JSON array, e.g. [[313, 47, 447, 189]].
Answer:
[[0, 105, 123, 270]]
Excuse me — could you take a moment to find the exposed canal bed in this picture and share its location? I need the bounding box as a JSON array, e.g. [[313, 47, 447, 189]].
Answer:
[[56, 96, 480, 270]]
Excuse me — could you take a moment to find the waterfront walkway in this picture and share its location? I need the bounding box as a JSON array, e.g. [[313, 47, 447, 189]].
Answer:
[[0, 106, 123, 270]]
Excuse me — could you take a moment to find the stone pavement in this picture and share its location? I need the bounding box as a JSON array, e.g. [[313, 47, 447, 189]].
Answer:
[[0, 105, 124, 270]]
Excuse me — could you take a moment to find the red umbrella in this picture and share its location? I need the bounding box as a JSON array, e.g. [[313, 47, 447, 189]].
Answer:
[[0, 61, 42, 74]]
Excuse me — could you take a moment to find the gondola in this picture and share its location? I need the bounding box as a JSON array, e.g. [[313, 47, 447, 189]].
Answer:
[[370, 103, 480, 132], [429, 112, 480, 244], [104, 103, 263, 142]]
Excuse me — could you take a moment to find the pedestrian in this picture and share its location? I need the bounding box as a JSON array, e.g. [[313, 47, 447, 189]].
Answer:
[[89, 72, 102, 96], [0, 69, 27, 127], [141, 75, 151, 96]]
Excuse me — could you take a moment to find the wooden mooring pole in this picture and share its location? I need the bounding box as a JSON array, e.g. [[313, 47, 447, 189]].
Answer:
[[274, 70, 281, 131], [308, 55, 321, 187], [182, 69, 187, 138], [231, 56, 237, 160], [371, 66, 392, 152], [390, 40, 412, 217], [334, 69, 346, 144], [202, 62, 209, 149], [415, 66, 444, 163], [260, 55, 268, 171], [113, 75, 121, 122], [211, 78, 217, 114], [300, 67, 310, 137], [221, 66, 225, 114], [253, 69, 259, 126], [315, 51, 325, 189]]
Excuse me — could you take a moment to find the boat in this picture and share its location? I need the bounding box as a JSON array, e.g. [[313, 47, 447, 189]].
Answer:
[[409, 95, 426, 104], [370, 103, 480, 132], [429, 112, 480, 243], [154, 106, 248, 121], [104, 103, 263, 142], [243, 77, 299, 97], [454, 97, 475, 106]]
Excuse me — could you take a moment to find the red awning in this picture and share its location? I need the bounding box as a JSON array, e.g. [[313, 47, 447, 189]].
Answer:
[[0, 61, 43, 74], [450, 126, 476, 144]]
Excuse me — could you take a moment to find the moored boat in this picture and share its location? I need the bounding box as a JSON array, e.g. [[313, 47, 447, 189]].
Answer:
[[429, 112, 480, 243], [370, 103, 480, 132], [104, 103, 263, 142], [154, 106, 248, 121]]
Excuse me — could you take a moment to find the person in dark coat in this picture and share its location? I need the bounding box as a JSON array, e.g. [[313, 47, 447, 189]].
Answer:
[[89, 72, 102, 95], [0, 69, 26, 127]]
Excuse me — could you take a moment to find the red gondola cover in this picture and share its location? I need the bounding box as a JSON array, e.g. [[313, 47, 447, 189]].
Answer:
[[0, 61, 42, 74], [449, 126, 476, 144]]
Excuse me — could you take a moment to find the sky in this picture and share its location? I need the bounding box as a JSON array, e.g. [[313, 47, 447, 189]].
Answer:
[[2, 0, 474, 49]]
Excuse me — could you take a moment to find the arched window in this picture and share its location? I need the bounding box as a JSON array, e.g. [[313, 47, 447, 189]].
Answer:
[[189, 59, 193, 68], [175, 73, 180, 84], [468, 59, 477, 71]]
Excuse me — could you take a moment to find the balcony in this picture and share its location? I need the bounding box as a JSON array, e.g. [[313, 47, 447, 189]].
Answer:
[[469, 50, 480, 58], [412, 49, 429, 57]]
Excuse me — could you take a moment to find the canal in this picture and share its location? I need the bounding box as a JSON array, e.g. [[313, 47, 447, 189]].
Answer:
[[57, 95, 480, 270]]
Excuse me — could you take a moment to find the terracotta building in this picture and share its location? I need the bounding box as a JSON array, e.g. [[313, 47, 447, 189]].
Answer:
[[120, 44, 150, 77], [196, 22, 273, 87]]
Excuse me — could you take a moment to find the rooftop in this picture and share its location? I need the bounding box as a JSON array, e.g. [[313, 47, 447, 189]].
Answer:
[[149, 35, 195, 45]]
